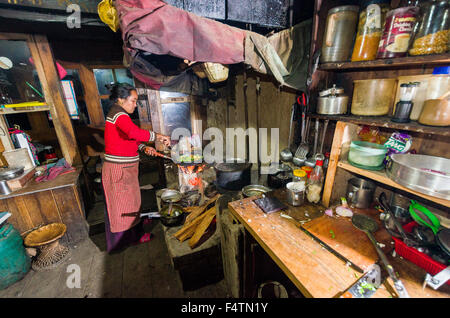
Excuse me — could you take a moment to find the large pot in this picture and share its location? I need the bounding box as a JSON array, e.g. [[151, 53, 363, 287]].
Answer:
[[214, 159, 251, 191]]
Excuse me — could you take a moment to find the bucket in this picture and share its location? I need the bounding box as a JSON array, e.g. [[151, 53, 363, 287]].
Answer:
[[0, 223, 31, 290]]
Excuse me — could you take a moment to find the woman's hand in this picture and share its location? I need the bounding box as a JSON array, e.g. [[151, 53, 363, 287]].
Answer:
[[156, 133, 171, 147], [144, 146, 158, 157]]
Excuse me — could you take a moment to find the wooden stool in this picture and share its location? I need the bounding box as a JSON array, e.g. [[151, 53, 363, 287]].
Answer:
[[24, 223, 70, 271]]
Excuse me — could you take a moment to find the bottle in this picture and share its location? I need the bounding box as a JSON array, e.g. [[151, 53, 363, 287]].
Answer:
[[306, 159, 324, 204]]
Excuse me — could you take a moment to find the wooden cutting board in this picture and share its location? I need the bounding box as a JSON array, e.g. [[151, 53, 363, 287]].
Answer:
[[299, 208, 393, 273], [6, 167, 36, 191]]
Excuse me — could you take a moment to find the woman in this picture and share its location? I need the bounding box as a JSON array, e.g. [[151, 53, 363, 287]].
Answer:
[[102, 83, 170, 253]]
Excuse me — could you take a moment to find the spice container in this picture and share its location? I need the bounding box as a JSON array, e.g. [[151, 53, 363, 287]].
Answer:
[[376, 6, 420, 59], [293, 169, 307, 183], [351, 78, 397, 116], [321, 5, 360, 63], [351, 0, 390, 61], [409, 1, 449, 56]]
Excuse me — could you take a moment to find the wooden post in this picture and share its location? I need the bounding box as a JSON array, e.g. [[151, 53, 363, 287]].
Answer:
[[322, 121, 347, 207], [78, 64, 105, 127], [28, 34, 81, 166]]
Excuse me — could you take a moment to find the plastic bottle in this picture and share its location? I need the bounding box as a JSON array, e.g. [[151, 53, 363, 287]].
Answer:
[[306, 159, 324, 204]]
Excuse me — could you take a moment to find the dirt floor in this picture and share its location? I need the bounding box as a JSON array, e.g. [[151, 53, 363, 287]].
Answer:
[[0, 219, 230, 298]]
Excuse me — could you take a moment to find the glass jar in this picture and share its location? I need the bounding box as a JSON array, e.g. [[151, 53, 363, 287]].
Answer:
[[376, 6, 420, 58], [321, 5, 360, 63], [293, 169, 307, 183], [351, 0, 391, 61], [409, 1, 450, 56]]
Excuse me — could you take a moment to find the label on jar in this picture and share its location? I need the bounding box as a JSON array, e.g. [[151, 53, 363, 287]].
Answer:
[[377, 7, 418, 58]]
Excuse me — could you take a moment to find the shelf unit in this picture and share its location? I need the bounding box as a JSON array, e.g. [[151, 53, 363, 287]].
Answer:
[[307, 0, 450, 212], [338, 161, 450, 208], [0, 106, 50, 115]]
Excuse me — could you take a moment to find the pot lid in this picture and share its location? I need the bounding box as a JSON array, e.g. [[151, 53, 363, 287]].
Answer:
[[319, 84, 345, 97]]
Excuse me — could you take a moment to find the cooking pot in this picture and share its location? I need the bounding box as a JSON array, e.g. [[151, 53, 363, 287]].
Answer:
[[346, 177, 376, 209], [159, 204, 185, 227], [214, 159, 251, 191], [317, 85, 348, 115], [267, 164, 292, 189]]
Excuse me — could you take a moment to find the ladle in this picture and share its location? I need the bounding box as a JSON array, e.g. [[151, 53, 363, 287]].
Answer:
[[352, 214, 410, 298], [280, 104, 295, 162]]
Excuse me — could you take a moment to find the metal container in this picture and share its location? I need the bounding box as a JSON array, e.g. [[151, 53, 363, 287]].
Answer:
[[242, 185, 271, 198], [286, 182, 305, 206], [0, 166, 24, 181], [214, 159, 251, 191], [346, 177, 376, 209], [160, 189, 182, 203], [317, 85, 348, 115], [386, 154, 450, 200], [0, 180, 11, 196], [321, 5, 359, 63]]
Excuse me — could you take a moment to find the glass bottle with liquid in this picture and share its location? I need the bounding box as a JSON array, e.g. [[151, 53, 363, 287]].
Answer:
[[306, 159, 324, 204]]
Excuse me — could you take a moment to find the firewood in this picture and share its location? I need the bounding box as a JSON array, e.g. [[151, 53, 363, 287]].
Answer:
[[185, 193, 220, 224], [173, 208, 212, 239], [188, 208, 216, 248]]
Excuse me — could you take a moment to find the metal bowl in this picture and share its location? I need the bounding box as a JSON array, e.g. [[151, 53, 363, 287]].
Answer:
[[242, 184, 271, 197], [161, 189, 182, 203], [159, 204, 185, 227], [386, 154, 450, 200]]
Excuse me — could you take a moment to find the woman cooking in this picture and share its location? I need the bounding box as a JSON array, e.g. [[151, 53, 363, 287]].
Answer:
[[102, 83, 171, 253]]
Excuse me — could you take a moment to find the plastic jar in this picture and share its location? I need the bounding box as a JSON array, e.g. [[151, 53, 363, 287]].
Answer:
[[425, 66, 450, 100], [293, 169, 307, 183], [376, 6, 420, 58], [351, 0, 391, 61], [321, 5, 360, 63], [348, 141, 388, 170], [351, 78, 397, 116], [409, 1, 450, 56]]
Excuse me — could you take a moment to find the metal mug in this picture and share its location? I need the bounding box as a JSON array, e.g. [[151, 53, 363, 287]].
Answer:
[[286, 182, 305, 206], [346, 177, 376, 209]]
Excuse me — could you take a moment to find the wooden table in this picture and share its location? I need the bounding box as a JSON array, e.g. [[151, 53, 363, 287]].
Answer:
[[0, 167, 88, 245], [228, 190, 450, 298]]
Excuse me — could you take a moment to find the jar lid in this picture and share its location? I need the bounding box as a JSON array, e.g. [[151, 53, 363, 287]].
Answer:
[[328, 5, 359, 15], [319, 85, 345, 97], [293, 169, 307, 177], [359, 0, 390, 10], [301, 166, 313, 172]]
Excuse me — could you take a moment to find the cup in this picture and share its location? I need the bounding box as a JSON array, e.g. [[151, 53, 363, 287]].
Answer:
[[286, 181, 305, 206]]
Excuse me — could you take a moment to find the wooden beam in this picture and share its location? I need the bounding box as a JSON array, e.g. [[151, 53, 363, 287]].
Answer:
[[78, 64, 105, 127], [135, 88, 153, 131], [0, 32, 30, 40], [321, 121, 346, 207], [28, 34, 81, 166]]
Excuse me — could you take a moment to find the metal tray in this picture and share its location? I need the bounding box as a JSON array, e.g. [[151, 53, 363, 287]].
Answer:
[[386, 154, 450, 200], [0, 166, 24, 180]]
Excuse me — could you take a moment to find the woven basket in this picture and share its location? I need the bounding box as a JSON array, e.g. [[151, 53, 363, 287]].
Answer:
[[203, 63, 229, 83], [24, 223, 67, 247]]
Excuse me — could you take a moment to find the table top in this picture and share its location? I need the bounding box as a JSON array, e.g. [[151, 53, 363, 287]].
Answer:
[[228, 190, 450, 298], [0, 167, 82, 200]]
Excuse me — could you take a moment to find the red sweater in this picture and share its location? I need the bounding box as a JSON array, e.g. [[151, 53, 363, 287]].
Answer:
[[104, 104, 155, 163]]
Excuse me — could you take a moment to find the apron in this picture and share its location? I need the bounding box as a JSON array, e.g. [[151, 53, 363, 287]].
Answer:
[[102, 161, 141, 233]]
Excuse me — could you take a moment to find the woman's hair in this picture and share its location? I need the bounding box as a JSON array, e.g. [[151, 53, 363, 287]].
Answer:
[[106, 83, 136, 102]]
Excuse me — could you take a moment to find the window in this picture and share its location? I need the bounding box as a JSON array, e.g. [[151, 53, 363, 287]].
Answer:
[[93, 68, 138, 119]]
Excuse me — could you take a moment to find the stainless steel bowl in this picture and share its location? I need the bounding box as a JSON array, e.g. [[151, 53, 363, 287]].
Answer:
[[386, 154, 450, 200], [242, 185, 271, 197]]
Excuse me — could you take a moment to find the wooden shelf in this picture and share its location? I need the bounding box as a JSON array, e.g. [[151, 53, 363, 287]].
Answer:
[[338, 161, 450, 208], [319, 53, 450, 71], [308, 114, 450, 137], [0, 106, 50, 115]]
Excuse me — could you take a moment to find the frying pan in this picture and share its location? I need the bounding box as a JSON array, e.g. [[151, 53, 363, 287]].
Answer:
[[352, 214, 410, 298]]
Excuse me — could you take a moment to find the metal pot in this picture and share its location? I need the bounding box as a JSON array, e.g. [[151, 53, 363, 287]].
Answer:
[[286, 182, 305, 206], [346, 177, 376, 209], [317, 85, 348, 115], [214, 159, 251, 191], [159, 204, 185, 227]]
